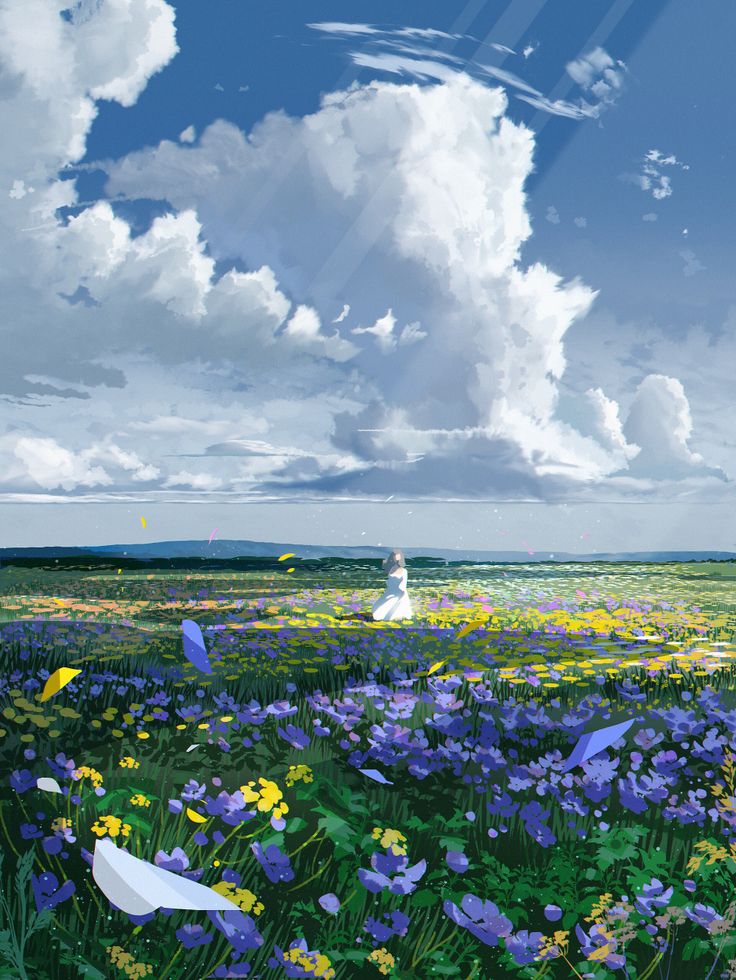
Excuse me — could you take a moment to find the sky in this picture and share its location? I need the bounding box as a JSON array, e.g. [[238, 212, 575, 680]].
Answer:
[[0, 0, 734, 551]]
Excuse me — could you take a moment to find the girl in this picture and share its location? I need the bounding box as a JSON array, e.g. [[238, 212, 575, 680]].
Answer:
[[372, 549, 413, 621]]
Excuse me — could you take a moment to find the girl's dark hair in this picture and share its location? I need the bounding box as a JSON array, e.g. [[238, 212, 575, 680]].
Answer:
[[383, 549, 406, 570]]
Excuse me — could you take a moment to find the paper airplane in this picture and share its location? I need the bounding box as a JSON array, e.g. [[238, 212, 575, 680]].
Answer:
[[562, 719, 635, 772], [92, 838, 238, 916], [181, 620, 212, 674]]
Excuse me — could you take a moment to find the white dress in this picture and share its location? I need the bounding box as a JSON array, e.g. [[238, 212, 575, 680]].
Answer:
[[372, 567, 413, 621]]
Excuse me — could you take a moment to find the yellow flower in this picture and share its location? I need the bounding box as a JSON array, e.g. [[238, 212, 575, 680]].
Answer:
[[240, 777, 283, 813], [285, 764, 314, 786], [51, 817, 71, 834], [283, 947, 335, 979], [118, 757, 140, 770], [74, 765, 104, 788], [368, 948, 396, 975], [106, 946, 153, 978], [212, 881, 264, 916], [91, 815, 131, 839], [372, 827, 407, 854], [130, 793, 150, 808]]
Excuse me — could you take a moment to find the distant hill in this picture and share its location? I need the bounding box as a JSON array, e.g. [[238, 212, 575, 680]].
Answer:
[[0, 539, 735, 565]]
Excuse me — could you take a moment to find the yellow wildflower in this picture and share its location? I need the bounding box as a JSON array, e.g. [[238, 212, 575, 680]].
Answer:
[[51, 817, 72, 834], [118, 757, 140, 770], [212, 881, 264, 915], [106, 946, 153, 978], [130, 794, 150, 808], [91, 815, 131, 839], [283, 947, 335, 979], [73, 765, 104, 788], [285, 764, 314, 787], [371, 827, 407, 854], [240, 777, 283, 813], [368, 948, 395, 975]]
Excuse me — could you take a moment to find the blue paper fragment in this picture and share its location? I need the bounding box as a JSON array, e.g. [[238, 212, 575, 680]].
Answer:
[[181, 619, 213, 674], [562, 718, 634, 772], [359, 768, 393, 785]]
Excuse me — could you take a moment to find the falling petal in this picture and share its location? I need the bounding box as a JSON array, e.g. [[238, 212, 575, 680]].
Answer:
[[181, 619, 213, 674], [456, 620, 485, 640], [286, 568, 295, 573], [186, 745, 199, 753], [186, 807, 208, 823], [37, 777, 63, 794], [359, 768, 393, 785], [208, 528, 218, 545], [562, 719, 635, 772], [278, 553, 295, 561], [140, 517, 147, 528], [427, 660, 446, 676], [92, 838, 237, 915], [40, 668, 82, 703]]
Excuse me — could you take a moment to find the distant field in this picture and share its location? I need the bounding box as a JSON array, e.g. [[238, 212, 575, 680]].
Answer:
[[1, 561, 735, 978]]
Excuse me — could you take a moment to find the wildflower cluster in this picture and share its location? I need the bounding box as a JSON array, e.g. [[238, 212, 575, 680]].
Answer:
[[212, 880, 264, 916], [106, 946, 153, 978], [368, 947, 396, 974], [119, 757, 140, 769], [371, 827, 407, 854], [73, 765, 103, 788], [285, 764, 313, 787], [91, 815, 131, 839], [129, 793, 150, 808]]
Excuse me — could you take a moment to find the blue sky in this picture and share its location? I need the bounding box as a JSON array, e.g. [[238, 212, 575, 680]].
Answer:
[[1, 0, 734, 550]]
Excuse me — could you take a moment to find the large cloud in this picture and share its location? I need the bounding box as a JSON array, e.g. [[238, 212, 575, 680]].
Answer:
[[0, 1, 724, 502], [105, 74, 648, 495]]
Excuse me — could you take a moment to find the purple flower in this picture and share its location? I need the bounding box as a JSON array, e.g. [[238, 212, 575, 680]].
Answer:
[[42, 836, 63, 855], [318, 893, 340, 915], [207, 910, 263, 953], [446, 850, 469, 874], [209, 962, 251, 978], [10, 769, 36, 794], [32, 871, 76, 911], [182, 779, 207, 801], [155, 847, 190, 872], [544, 904, 562, 922], [251, 842, 294, 884], [506, 930, 545, 966], [358, 851, 426, 896], [443, 894, 513, 946], [177, 923, 214, 948], [684, 903, 723, 932], [20, 823, 42, 840], [277, 725, 311, 750], [576, 923, 626, 969], [269, 940, 330, 978], [635, 879, 674, 917]]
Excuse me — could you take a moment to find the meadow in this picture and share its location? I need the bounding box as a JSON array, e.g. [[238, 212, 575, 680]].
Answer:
[[1, 558, 735, 979]]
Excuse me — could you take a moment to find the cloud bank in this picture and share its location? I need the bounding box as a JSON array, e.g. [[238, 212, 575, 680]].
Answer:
[[0, 1, 725, 504]]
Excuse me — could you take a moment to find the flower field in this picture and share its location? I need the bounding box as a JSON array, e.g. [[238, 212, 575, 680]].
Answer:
[[1, 558, 735, 979]]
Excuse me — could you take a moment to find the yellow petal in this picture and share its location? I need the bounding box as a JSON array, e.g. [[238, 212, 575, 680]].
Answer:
[[286, 567, 295, 573], [456, 620, 486, 640], [186, 807, 208, 823], [140, 516, 147, 528], [427, 660, 446, 676], [40, 668, 82, 703], [278, 553, 295, 561]]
